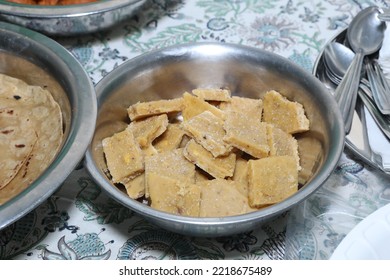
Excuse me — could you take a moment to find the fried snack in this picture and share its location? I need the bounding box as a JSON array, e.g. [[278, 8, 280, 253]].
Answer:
[[248, 155, 298, 207], [223, 111, 269, 158], [182, 92, 225, 121], [127, 98, 184, 121], [0, 74, 63, 205], [182, 110, 230, 157], [183, 139, 236, 179], [192, 88, 231, 102], [262, 90, 309, 134], [102, 129, 144, 184]]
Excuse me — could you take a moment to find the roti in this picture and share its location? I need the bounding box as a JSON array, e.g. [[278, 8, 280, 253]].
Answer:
[[0, 108, 37, 189], [0, 73, 63, 205]]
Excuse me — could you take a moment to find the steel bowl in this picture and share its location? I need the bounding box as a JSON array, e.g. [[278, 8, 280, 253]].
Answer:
[[0, 22, 97, 230], [0, 0, 146, 36], [85, 42, 345, 237]]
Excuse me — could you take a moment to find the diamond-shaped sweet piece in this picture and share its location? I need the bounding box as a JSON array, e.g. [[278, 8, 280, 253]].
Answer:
[[192, 88, 231, 102], [144, 148, 195, 197], [153, 123, 185, 152], [127, 98, 184, 121], [248, 155, 298, 208], [123, 173, 145, 199], [182, 110, 231, 157], [127, 114, 168, 148], [147, 173, 201, 217], [183, 139, 236, 179], [229, 157, 249, 197], [297, 137, 322, 185], [219, 96, 263, 120], [262, 90, 309, 134], [182, 92, 225, 121], [102, 129, 144, 184], [223, 111, 269, 158], [199, 178, 255, 217], [267, 123, 300, 170]]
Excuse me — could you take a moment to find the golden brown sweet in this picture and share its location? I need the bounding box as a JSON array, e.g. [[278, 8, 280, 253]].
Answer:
[[102, 129, 144, 184], [183, 139, 236, 179], [128, 114, 168, 148], [154, 123, 185, 153], [248, 155, 298, 207], [223, 111, 269, 158], [219, 96, 263, 120], [182, 92, 225, 121], [267, 123, 300, 169], [263, 90, 309, 134], [182, 110, 231, 157], [199, 179, 255, 217], [192, 88, 231, 102], [102, 88, 311, 217], [127, 98, 184, 121], [144, 148, 195, 198]]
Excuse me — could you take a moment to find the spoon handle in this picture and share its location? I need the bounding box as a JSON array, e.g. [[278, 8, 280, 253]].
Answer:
[[378, 9, 390, 21], [358, 84, 390, 140], [334, 51, 364, 134], [373, 60, 390, 96], [366, 60, 390, 114]]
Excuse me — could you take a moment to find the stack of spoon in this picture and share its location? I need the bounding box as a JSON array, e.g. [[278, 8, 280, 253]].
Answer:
[[320, 6, 390, 172], [323, 6, 388, 134], [323, 40, 390, 139]]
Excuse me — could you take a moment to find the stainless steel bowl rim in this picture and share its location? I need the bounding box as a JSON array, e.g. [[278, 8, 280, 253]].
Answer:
[[0, 21, 97, 230], [85, 42, 345, 231], [0, 0, 143, 18]]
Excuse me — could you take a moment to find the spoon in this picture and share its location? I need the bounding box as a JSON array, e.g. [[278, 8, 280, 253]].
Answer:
[[325, 41, 390, 115], [334, 6, 386, 134], [323, 42, 363, 83], [323, 42, 390, 140]]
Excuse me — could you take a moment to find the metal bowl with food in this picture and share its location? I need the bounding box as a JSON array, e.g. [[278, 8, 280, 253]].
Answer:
[[0, 0, 146, 36], [0, 22, 97, 230], [84, 42, 345, 237]]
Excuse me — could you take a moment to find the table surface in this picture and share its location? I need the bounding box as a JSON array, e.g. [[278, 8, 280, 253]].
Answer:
[[2, 0, 390, 260]]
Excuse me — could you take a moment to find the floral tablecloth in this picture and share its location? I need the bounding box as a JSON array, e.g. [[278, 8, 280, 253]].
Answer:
[[1, 0, 390, 260]]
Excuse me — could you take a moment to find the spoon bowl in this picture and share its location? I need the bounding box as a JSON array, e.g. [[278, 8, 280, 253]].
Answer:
[[324, 42, 355, 78], [347, 6, 387, 54]]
